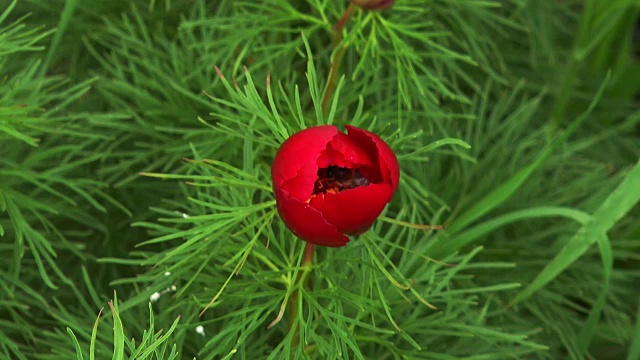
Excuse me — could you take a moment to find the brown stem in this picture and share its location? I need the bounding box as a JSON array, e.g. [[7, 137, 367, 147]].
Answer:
[[322, 47, 349, 111], [287, 242, 316, 349], [334, 4, 355, 37], [303, 242, 316, 266], [321, 4, 355, 111]]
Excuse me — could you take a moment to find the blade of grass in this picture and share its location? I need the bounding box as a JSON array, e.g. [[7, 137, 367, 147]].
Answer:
[[510, 157, 640, 306], [0, 0, 17, 25], [576, 232, 613, 354], [628, 295, 640, 360], [436, 207, 590, 256], [301, 32, 324, 125], [90, 308, 103, 360], [40, 0, 79, 74], [108, 294, 125, 360], [66, 328, 84, 360], [134, 316, 181, 359], [441, 73, 610, 242]]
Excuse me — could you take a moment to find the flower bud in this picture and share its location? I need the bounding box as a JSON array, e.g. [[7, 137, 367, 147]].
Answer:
[[271, 125, 400, 247], [350, 0, 396, 11]]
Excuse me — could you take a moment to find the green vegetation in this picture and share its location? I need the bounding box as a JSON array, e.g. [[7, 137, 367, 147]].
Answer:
[[1, 0, 639, 359]]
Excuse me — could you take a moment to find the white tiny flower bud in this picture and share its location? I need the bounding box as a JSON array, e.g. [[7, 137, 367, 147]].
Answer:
[[196, 325, 205, 336]]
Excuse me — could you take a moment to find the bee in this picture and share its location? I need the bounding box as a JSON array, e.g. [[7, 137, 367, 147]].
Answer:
[[315, 165, 371, 194]]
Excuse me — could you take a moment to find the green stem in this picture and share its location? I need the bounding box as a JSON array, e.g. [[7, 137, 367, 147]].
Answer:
[[287, 242, 316, 349], [321, 4, 355, 111], [551, 0, 595, 126]]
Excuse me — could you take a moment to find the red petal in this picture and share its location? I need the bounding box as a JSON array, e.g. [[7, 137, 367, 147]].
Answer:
[[272, 125, 339, 201], [309, 184, 394, 235], [274, 187, 350, 247], [345, 125, 400, 191], [316, 133, 376, 169]]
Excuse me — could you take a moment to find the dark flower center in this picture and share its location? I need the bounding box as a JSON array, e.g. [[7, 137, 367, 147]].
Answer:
[[313, 165, 371, 195]]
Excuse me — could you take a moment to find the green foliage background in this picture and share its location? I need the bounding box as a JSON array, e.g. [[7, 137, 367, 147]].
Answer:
[[1, 0, 640, 359]]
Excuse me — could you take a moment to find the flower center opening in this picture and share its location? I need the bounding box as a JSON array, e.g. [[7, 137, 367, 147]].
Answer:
[[313, 165, 371, 195]]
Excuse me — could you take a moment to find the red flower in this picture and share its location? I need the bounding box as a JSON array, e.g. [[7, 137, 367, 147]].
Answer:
[[271, 125, 400, 247], [350, 0, 396, 11]]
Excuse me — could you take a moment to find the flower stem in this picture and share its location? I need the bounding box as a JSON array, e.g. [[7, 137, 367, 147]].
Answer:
[[303, 242, 316, 266], [286, 4, 353, 351], [321, 4, 355, 111], [334, 4, 355, 39], [287, 242, 315, 349]]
